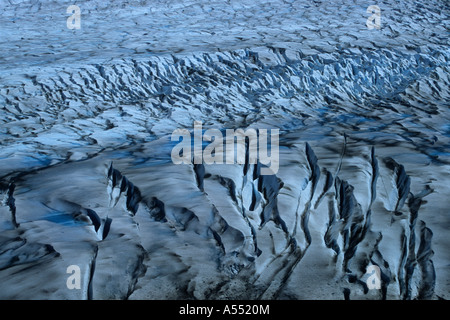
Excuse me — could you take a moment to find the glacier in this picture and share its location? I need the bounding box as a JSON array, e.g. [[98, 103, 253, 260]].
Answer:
[[0, 0, 449, 300]]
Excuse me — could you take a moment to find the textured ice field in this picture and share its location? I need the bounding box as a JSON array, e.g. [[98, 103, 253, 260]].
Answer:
[[0, 0, 449, 299]]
